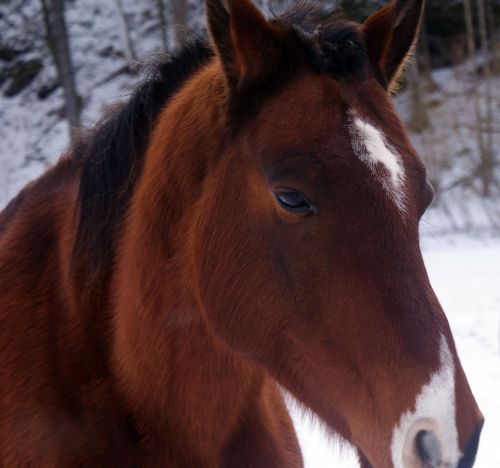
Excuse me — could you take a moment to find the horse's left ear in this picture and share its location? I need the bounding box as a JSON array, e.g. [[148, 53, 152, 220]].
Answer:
[[205, 0, 284, 89], [363, 0, 424, 91]]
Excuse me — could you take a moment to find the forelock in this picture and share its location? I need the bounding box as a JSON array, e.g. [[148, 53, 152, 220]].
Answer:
[[276, 0, 368, 77]]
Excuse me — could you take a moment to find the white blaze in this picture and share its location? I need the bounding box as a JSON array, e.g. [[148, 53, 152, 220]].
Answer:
[[390, 335, 460, 467], [350, 116, 407, 214]]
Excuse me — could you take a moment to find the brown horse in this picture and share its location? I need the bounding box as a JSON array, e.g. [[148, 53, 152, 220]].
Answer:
[[0, 0, 483, 466]]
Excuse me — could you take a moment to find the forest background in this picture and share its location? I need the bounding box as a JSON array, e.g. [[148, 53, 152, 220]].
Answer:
[[0, 0, 499, 229]]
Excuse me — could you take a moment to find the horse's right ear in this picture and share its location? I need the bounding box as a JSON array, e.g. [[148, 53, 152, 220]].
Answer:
[[205, 0, 283, 89]]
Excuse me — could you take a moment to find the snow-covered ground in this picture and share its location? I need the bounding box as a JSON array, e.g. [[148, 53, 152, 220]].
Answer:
[[292, 234, 500, 467]]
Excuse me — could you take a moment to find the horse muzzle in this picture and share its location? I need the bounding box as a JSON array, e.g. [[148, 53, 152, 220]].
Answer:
[[399, 420, 483, 468]]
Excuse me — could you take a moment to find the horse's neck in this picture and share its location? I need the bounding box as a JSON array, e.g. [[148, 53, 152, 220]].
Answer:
[[112, 64, 226, 351], [110, 65, 262, 437]]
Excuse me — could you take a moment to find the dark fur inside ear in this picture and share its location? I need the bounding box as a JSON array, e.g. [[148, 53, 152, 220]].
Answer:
[[363, 2, 394, 84], [386, 0, 425, 82], [363, 0, 424, 90]]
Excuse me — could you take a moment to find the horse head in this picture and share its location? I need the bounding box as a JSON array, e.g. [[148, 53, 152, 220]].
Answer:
[[182, 0, 484, 465]]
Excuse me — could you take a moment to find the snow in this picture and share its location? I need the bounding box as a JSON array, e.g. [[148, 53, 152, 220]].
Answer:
[[393, 62, 500, 234], [292, 234, 500, 467], [0, 0, 164, 207]]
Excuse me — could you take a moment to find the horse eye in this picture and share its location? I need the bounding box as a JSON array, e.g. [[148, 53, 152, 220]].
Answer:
[[275, 190, 316, 214]]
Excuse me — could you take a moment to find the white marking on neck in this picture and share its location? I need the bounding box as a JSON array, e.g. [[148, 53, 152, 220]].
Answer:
[[350, 116, 407, 214], [391, 335, 460, 468]]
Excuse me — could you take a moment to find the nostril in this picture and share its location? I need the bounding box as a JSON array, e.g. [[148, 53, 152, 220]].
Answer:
[[416, 430, 442, 467]]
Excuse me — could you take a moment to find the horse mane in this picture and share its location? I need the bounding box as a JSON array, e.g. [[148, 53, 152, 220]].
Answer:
[[277, 0, 367, 77], [71, 1, 367, 281], [72, 39, 213, 277]]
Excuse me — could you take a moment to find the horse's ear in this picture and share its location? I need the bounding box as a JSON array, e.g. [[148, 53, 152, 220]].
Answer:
[[205, 0, 283, 88], [363, 0, 424, 91]]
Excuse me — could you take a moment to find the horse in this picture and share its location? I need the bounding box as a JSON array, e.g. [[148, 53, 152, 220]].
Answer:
[[0, 0, 483, 466]]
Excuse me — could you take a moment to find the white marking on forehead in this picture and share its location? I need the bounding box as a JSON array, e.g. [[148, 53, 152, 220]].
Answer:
[[349, 116, 407, 214], [391, 335, 460, 468]]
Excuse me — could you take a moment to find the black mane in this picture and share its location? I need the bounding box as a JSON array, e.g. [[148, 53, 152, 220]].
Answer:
[[72, 39, 212, 276], [72, 2, 368, 280]]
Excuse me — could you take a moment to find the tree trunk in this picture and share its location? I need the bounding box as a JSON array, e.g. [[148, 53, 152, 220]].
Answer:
[[408, 58, 430, 133], [113, 0, 137, 67], [419, 16, 438, 91], [476, 0, 494, 196], [155, 0, 169, 52], [485, 0, 499, 73], [41, 0, 57, 66], [171, 0, 188, 45], [44, 0, 80, 141], [463, 0, 488, 195]]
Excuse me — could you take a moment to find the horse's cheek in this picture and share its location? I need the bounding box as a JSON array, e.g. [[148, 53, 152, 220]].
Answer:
[[192, 199, 278, 356]]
